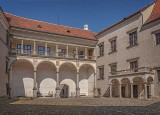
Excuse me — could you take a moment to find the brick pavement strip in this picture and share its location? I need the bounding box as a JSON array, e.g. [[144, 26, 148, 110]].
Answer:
[[0, 97, 160, 115]]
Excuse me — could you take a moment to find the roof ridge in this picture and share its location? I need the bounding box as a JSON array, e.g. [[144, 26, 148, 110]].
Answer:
[[4, 12, 93, 33], [96, 1, 155, 36]]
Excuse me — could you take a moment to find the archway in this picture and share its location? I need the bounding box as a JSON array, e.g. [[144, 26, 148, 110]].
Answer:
[[121, 78, 130, 98], [133, 77, 144, 98], [147, 76, 154, 98], [60, 84, 69, 98], [111, 79, 120, 97], [79, 64, 95, 96], [12, 59, 34, 97], [37, 61, 56, 97], [59, 63, 77, 97]]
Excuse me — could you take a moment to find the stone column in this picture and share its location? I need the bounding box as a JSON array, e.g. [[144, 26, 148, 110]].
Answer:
[[85, 48, 88, 59], [119, 84, 122, 98], [56, 44, 58, 57], [151, 83, 155, 97], [144, 83, 148, 99], [94, 73, 99, 97], [21, 39, 24, 54], [110, 84, 112, 98], [56, 70, 60, 98], [76, 46, 78, 59], [33, 41, 36, 55], [76, 72, 80, 97], [130, 82, 133, 98], [66, 45, 69, 58], [33, 70, 37, 98], [45, 43, 48, 56]]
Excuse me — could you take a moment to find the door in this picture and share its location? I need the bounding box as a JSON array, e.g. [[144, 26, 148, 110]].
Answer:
[[122, 86, 125, 97], [133, 85, 138, 98], [60, 84, 69, 98]]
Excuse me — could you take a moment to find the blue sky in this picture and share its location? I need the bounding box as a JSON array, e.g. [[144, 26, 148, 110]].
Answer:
[[0, 0, 155, 32]]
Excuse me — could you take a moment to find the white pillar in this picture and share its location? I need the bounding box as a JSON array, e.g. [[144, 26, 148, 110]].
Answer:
[[130, 83, 133, 98], [33, 41, 36, 55], [66, 45, 69, 58], [56, 44, 58, 57], [56, 70, 60, 98], [76, 46, 78, 59], [76, 72, 80, 97], [110, 84, 112, 98], [33, 70, 37, 98], [151, 83, 155, 97], [85, 48, 87, 59], [144, 83, 148, 99], [94, 73, 99, 97], [119, 84, 122, 98], [45, 43, 48, 56], [21, 39, 23, 54]]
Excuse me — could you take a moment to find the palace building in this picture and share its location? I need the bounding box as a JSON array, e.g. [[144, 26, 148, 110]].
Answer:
[[0, 0, 160, 99]]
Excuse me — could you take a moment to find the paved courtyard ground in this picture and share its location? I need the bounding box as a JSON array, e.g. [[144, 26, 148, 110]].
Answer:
[[0, 97, 160, 115]]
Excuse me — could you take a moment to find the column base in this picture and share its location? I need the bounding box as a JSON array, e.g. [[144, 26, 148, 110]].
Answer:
[[94, 88, 99, 98], [56, 87, 60, 98], [76, 87, 80, 97], [33, 87, 37, 99]]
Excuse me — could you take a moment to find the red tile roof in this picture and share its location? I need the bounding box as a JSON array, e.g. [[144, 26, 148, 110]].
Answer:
[[5, 13, 96, 40], [145, 0, 160, 24]]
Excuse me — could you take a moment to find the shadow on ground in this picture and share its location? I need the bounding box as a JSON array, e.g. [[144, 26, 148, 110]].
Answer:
[[0, 98, 160, 115]]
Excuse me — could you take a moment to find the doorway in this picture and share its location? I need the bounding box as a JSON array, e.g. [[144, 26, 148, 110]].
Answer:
[[122, 86, 125, 97], [60, 84, 69, 98], [133, 85, 138, 98]]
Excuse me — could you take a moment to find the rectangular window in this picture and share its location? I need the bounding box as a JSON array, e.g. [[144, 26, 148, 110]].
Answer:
[[99, 66, 104, 79], [110, 64, 117, 75], [158, 70, 160, 82], [79, 51, 84, 59], [38, 46, 45, 55], [25, 45, 31, 54], [17, 44, 22, 54], [58, 48, 66, 57], [110, 39, 116, 52], [129, 31, 137, 46], [5, 60, 8, 74], [130, 61, 138, 72], [155, 33, 160, 45], [98, 43, 104, 57], [47, 47, 50, 55]]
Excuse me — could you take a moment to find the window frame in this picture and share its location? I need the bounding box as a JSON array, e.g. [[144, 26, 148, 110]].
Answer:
[[130, 60, 138, 72], [129, 31, 138, 47], [98, 42, 104, 57], [38, 46, 45, 55], [109, 63, 117, 75], [25, 45, 31, 54], [17, 44, 22, 54], [98, 66, 104, 80], [157, 70, 160, 82], [155, 32, 160, 45]]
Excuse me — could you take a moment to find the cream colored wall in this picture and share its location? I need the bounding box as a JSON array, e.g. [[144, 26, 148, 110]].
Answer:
[[0, 13, 9, 97], [96, 10, 160, 96]]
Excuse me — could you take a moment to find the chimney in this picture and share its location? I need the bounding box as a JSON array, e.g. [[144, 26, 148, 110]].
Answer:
[[84, 24, 88, 30]]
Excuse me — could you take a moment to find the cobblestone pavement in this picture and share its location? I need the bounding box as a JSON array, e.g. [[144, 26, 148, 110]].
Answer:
[[0, 97, 160, 115]]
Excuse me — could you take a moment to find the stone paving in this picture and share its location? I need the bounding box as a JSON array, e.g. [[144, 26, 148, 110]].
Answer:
[[0, 97, 160, 115]]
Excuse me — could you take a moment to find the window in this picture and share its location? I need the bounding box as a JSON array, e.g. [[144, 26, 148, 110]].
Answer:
[[5, 58, 9, 74], [98, 66, 104, 79], [130, 61, 138, 72], [47, 47, 50, 55], [78, 51, 84, 58], [38, 46, 45, 55], [129, 31, 137, 46], [110, 39, 116, 52], [58, 49, 66, 57], [155, 33, 160, 45], [158, 70, 160, 82], [17, 44, 22, 54], [25, 45, 31, 54], [98, 43, 104, 57], [73, 50, 76, 58], [110, 64, 117, 75]]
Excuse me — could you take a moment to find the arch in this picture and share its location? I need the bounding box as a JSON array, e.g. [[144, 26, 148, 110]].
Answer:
[[79, 64, 95, 96], [35, 60, 57, 71], [36, 61, 57, 97], [79, 64, 96, 73], [111, 79, 120, 97], [132, 76, 144, 83], [121, 78, 130, 98], [60, 79, 76, 97], [9, 58, 34, 70], [147, 76, 154, 84], [12, 59, 34, 97], [59, 62, 77, 72]]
